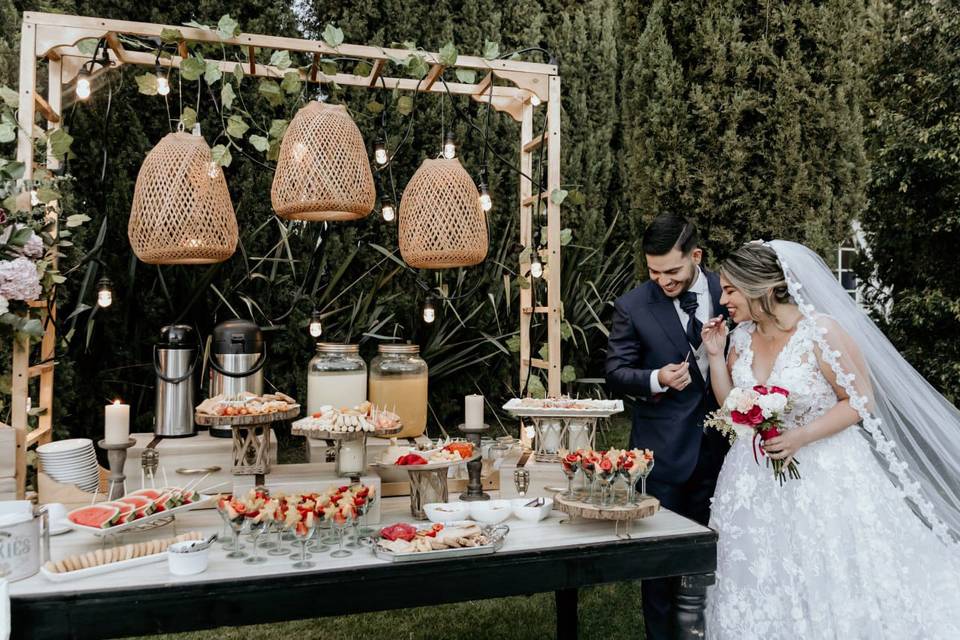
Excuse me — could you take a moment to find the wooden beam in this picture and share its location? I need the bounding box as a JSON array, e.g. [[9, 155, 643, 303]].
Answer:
[[28, 362, 54, 378], [368, 59, 384, 87], [518, 101, 534, 399], [521, 191, 549, 207], [521, 358, 550, 370], [248, 46, 256, 75], [25, 426, 52, 449], [177, 40, 189, 59], [522, 134, 546, 153], [545, 75, 563, 397], [104, 32, 125, 63], [422, 63, 445, 91], [33, 92, 59, 123], [309, 52, 320, 83]]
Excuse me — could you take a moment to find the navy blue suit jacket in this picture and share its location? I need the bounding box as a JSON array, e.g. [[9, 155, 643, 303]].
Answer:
[[605, 270, 729, 485]]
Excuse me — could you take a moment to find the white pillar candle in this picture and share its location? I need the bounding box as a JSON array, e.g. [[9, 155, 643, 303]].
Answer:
[[104, 400, 130, 445], [337, 438, 366, 476], [567, 420, 591, 451], [464, 394, 485, 429], [541, 421, 562, 454]]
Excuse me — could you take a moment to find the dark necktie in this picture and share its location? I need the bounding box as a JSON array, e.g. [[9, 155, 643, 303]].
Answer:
[[679, 290, 702, 349]]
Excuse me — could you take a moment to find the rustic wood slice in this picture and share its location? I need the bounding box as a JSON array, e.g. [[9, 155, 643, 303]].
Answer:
[[554, 493, 660, 521], [195, 405, 300, 427]]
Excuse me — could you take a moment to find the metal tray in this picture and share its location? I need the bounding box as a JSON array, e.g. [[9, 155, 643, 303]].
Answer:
[[502, 398, 624, 418], [373, 521, 509, 563]]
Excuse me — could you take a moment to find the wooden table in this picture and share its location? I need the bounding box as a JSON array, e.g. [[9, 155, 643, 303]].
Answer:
[[9, 498, 716, 639]]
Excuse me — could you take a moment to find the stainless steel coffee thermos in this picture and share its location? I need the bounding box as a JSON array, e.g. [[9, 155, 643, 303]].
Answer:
[[153, 324, 198, 438]]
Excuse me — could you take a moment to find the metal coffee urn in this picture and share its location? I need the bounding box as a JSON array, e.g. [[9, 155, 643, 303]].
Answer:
[[208, 319, 266, 437], [154, 324, 198, 437]]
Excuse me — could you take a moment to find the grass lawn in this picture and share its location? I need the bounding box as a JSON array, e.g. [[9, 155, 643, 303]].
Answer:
[[126, 418, 646, 640]]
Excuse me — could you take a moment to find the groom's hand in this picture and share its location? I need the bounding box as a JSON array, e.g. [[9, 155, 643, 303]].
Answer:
[[658, 361, 692, 391]]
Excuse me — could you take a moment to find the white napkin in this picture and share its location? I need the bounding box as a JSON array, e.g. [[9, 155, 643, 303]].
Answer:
[[0, 577, 9, 640]]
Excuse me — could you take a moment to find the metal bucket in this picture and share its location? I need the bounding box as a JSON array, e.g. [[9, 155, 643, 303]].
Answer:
[[0, 502, 49, 582]]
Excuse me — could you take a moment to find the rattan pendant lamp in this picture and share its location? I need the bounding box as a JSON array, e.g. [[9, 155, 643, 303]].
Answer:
[[129, 126, 238, 264], [271, 101, 376, 221], [398, 158, 488, 269]]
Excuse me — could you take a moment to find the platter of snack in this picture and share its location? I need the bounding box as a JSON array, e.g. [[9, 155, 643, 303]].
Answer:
[[370, 441, 480, 472], [66, 487, 215, 536], [502, 397, 623, 418], [291, 402, 403, 439], [195, 392, 300, 426], [373, 520, 508, 562], [41, 531, 204, 582]]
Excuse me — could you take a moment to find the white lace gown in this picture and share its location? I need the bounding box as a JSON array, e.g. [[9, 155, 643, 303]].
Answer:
[[705, 318, 960, 639]]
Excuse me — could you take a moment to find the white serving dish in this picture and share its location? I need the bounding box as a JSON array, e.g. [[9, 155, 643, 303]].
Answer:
[[36, 438, 94, 455], [468, 499, 513, 525], [373, 520, 509, 563], [66, 494, 215, 537], [502, 398, 624, 418], [511, 497, 554, 522], [41, 551, 166, 583], [167, 541, 209, 576], [423, 501, 470, 523]]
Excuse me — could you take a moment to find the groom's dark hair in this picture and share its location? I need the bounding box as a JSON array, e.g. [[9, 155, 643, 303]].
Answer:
[[642, 214, 698, 256]]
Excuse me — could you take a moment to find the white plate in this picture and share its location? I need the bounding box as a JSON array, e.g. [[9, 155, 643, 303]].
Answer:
[[46, 471, 99, 482], [36, 438, 94, 455], [66, 495, 215, 537], [41, 551, 166, 582], [49, 520, 72, 536], [501, 398, 624, 418]]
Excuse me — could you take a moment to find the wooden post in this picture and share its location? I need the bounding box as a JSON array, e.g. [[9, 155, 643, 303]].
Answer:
[[545, 76, 562, 398], [518, 102, 534, 395]]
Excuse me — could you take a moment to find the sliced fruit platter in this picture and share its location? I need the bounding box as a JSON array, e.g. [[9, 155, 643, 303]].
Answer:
[[502, 397, 624, 418], [66, 487, 214, 536], [371, 442, 480, 472], [196, 391, 298, 418], [41, 531, 204, 583], [291, 401, 402, 437], [373, 520, 509, 562]]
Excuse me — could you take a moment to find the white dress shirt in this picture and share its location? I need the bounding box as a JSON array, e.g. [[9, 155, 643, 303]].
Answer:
[[649, 268, 712, 393]]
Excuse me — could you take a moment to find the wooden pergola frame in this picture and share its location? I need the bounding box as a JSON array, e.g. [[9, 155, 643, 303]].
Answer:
[[11, 12, 563, 498]]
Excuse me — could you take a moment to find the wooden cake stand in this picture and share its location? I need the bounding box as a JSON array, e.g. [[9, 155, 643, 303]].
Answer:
[[554, 493, 660, 537], [195, 406, 300, 484]]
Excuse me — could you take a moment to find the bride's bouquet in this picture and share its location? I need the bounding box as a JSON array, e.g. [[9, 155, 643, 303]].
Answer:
[[705, 385, 801, 485]]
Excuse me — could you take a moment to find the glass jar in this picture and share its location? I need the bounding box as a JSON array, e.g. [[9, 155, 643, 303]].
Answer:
[[307, 343, 367, 415], [369, 344, 428, 439], [335, 434, 366, 477]]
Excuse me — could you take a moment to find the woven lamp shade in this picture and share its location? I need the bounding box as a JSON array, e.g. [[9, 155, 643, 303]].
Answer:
[[398, 158, 488, 269], [271, 102, 376, 221], [129, 132, 238, 265]]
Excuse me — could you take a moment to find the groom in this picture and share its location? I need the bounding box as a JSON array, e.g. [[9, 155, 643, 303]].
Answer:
[[605, 214, 729, 640]]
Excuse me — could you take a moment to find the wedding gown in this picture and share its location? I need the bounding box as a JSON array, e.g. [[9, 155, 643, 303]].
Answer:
[[704, 315, 960, 639]]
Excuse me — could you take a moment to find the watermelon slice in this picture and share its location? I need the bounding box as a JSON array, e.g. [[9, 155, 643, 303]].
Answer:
[[130, 488, 163, 500], [67, 504, 121, 529], [152, 492, 175, 512], [100, 501, 136, 524], [117, 495, 155, 518]]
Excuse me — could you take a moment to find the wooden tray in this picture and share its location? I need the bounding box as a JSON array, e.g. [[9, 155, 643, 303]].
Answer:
[[195, 405, 300, 427], [554, 493, 659, 521]]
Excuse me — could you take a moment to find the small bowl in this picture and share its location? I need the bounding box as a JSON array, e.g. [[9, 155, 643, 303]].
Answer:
[[423, 502, 470, 523], [167, 541, 209, 576], [511, 497, 554, 523], [468, 500, 513, 525]]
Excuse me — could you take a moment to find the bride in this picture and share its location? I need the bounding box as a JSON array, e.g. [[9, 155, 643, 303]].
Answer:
[[700, 240, 960, 639]]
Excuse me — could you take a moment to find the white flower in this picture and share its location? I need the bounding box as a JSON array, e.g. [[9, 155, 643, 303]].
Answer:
[[0, 295, 7, 315], [757, 393, 788, 418], [0, 257, 42, 300]]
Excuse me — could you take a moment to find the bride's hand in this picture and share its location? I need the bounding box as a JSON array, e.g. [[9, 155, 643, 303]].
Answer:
[[763, 429, 808, 466], [701, 316, 728, 357]]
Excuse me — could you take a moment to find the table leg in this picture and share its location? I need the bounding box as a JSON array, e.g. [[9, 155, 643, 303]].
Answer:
[[555, 587, 578, 640], [673, 573, 714, 639]]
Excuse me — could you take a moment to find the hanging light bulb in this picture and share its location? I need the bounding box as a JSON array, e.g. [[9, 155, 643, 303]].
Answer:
[[478, 182, 493, 212], [530, 93, 542, 107], [443, 131, 456, 159], [530, 251, 544, 279], [422, 296, 436, 324], [156, 66, 170, 96], [96, 277, 114, 308], [76, 69, 92, 101], [381, 196, 396, 222], [374, 138, 388, 166], [309, 309, 323, 338]]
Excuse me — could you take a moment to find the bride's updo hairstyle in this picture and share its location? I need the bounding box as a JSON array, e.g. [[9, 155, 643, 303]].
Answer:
[[721, 242, 795, 325]]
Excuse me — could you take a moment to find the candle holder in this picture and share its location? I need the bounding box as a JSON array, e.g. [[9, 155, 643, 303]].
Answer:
[[457, 423, 490, 502], [98, 438, 136, 500]]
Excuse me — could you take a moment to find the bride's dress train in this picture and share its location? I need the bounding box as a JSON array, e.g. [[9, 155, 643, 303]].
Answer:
[[704, 317, 960, 639]]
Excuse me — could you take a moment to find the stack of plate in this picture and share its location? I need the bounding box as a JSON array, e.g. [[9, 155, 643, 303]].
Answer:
[[36, 438, 100, 493]]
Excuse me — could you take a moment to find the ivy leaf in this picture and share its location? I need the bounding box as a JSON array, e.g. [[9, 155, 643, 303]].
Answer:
[[234, 63, 245, 85], [322, 24, 344, 48], [354, 61, 372, 77], [135, 73, 158, 95], [566, 189, 586, 206], [515, 275, 531, 290], [550, 188, 568, 205], [77, 39, 99, 56], [506, 335, 521, 353], [217, 15, 240, 40], [220, 83, 236, 110], [269, 50, 291, 71], [180, 107, 197, 129], [226, 114, 249, 139], [0, 123, 14, 143], [48, 128, 73, 161], [269, 119, 289, 140], [180, 55, 205, 81], [204, 61, 222, 85], [211, 144, 232, 167], [560, 228, 573, 246], [160, 28, 184, 44], [319, 61, 337, 76], [66, 213, 90, 228], [406, 54, 429, 78], [518, 246, 532, 263], [281, 70, 301, 94], [258, 79, 283, 106], [35, 186, 58, 204], [249, 135, 269, 152], [397, 95, 414, 116], [560, 321, 573, 341], [183, 20, 211, 30], [0, 161, 24, 179], [561, 365, 577, 384], [267, 140, 281, 161], [455, 69, 476, 84], [366, 100, 384, 114], [482, 40, 500, 60], [0, 86, 18, 108], [527, 375, 546, 399], [439, 42, 458, 67], [538, 344, 550, 360]]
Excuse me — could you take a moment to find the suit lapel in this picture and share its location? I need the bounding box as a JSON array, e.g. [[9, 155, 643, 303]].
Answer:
[[649, 286, 695, 364]]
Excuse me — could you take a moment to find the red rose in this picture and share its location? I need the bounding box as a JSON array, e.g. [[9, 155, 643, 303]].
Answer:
[[770, 386, 789, 397], [759, 426, 781, 440], [732, 405, 764, 426], [752, 385, 769, 395]]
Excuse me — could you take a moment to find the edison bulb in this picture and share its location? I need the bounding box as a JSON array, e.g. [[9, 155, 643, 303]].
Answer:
[[530, 94, 541, 106], [382, 203, 395, 222], [156, 74, 170, 96], [530, 257, 544, 279], [374, 141, 388, 165], [423, 299, 436, 324], [479, 183, 493, 212], [309, 320, 322, 338], [76, 75, 91, 101], [443, 132, 456, 160], [97, 289, 113, 308], [293, 141, 308, 163]]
